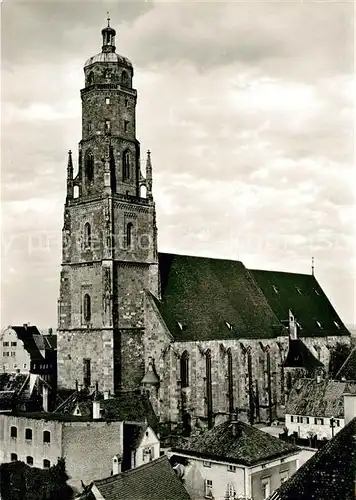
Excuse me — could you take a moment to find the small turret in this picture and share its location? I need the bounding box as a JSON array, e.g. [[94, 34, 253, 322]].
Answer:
[[102, 14, 116, 53], [66, 150, 74, 200], [145, 150, 153, 200]]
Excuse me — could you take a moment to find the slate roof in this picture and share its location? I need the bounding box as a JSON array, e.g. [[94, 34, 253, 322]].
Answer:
[[251, 270, 349, 338], [283, 339, 324, 371], [336, 346, 356, 381], [171, 420, 299, 466], [268, 417, 356, 500], [157, 253, 284, 341], [93, 455, 192, 500], [285, 378, 356, 418]]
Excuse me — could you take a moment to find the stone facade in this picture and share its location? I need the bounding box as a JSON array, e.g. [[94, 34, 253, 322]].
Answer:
[[57, 22, 158, 393]]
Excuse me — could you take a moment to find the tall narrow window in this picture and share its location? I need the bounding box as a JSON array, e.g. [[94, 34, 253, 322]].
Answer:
[[126, 223, 133, 248], [84, 150, 94, 183], [83, 358, 91, 388], [26, 456, 34, 466], [43, 459, 51, 469], [11, 453, 17, 462], [180, 351, 189, 388], [206, 349, 213, 429], [121, 71, 129, 86], [227, 348, 234, 414], [124, 120, 129, 133], [105, 120, 111, 132], [25, 428, 32, 440], [87, 72, 94, 86], [84, 223, 91, 249], [43, 431, 51, 444], [122, 150, 130, 181], [83, 294, 91, 322], [10, 426, 17, 438]]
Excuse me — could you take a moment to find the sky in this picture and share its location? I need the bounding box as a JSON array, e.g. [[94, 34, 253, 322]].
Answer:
[[1, 0, 355, 330]]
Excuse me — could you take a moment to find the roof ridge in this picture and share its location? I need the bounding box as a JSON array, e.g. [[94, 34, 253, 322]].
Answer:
[[159, 251, 243, 264], [335, 345, 356, 379]]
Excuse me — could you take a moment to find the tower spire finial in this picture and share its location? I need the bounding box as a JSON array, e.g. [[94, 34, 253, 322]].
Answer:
[[107, 11, 110, 27], [312, 256, 315, 276]]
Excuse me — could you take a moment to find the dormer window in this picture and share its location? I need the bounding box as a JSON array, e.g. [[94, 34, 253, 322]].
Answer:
[[316, 321, 323, 329], [177, 322, 187, 331], [272, 285, 278, 294], [225, 322, 233, 331], [333, 320, 341, 329], [314, 289, 320, 296], [296, 287, 303, 295]]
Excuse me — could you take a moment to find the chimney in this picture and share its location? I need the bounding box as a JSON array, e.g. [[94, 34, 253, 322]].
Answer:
[[112, 455, 121, 475], [230, 413, 240, 438], [42, 385, 49, 412], [48, 328, 53, 335], [23, 323, 28, 330], [75, 380, 78, 392], [343, 393, 356, 425], [93, 400, 101, 420]]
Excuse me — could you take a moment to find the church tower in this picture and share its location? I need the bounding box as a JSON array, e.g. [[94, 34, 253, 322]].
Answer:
[[57, 19, 158, 393]]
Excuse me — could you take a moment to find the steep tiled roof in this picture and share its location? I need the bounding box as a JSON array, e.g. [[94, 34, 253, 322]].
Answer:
[[283, 339, 323, 371], [93, 455, 192, 500], [336, 346, 356, 381], [157, 253, 284, 341], [285, 378, 356, 418], [268, 417, 356, 500], [250, 270, 349, 338], [172, 420, 299, 466]]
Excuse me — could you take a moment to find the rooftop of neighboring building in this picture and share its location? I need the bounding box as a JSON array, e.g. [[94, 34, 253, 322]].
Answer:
[[283, 339, 324, 371], [171, 419, 299, 467], [53, 389, 158, 429], [336, 346, 356, 381], [251, 269, 349, 338], [285, 378, 356, 419], [2, 324, 56, 363], [92, 455, 192, 500], [268, 416, 356, 500]]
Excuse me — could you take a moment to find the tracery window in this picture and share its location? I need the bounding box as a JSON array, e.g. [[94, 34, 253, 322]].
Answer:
[[180, 351, 189, 388]]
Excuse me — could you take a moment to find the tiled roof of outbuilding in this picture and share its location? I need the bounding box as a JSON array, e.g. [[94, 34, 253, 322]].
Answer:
[[93, 455, 192, 500], [285, 378, 356, 418], [157, 253, 284, 341], [250, 270, 349, 338], [336, 346, 356, 381], [268, 417, 356, 500], [172, 420, 299, 466]]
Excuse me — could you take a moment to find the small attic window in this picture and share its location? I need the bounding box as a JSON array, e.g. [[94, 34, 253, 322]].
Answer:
[[225, 322, 233, 331], [333, 321, 341, 329], [296, 322, 302, 330], [272, 285, 278, 294], [177, 322, 187, 331], [295, 287, 303, 295], [316, 321, 323, 329], [314, 289, 320, 296]]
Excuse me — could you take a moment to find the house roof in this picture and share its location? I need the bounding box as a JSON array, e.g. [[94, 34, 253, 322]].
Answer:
[[157, 253, 284, 341], [285, 378, 356, 418], [93, 455, 192, 500], [336, 346, 356, 381], [53, 390, 158, 430], [268, 417, 356, 500], [250, 270, 349, 338], [283, 339, 324, 371], [171, 420, 299, 467]]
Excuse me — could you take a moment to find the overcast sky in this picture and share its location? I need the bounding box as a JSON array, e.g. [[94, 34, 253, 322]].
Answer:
[[1, 0, 355, 329]]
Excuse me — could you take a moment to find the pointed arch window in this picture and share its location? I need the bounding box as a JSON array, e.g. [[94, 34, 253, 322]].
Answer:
[[227, 348, 234, 414], [83, 294, 91, 323], [123, 150, 130, 181], [87, 72, 94, 86], [180, 351, 189, 388], [84, 150, 94, 183], [126, 223, 133, 248], [205, 349, 213, 428], [84, 222, 91, 250]]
